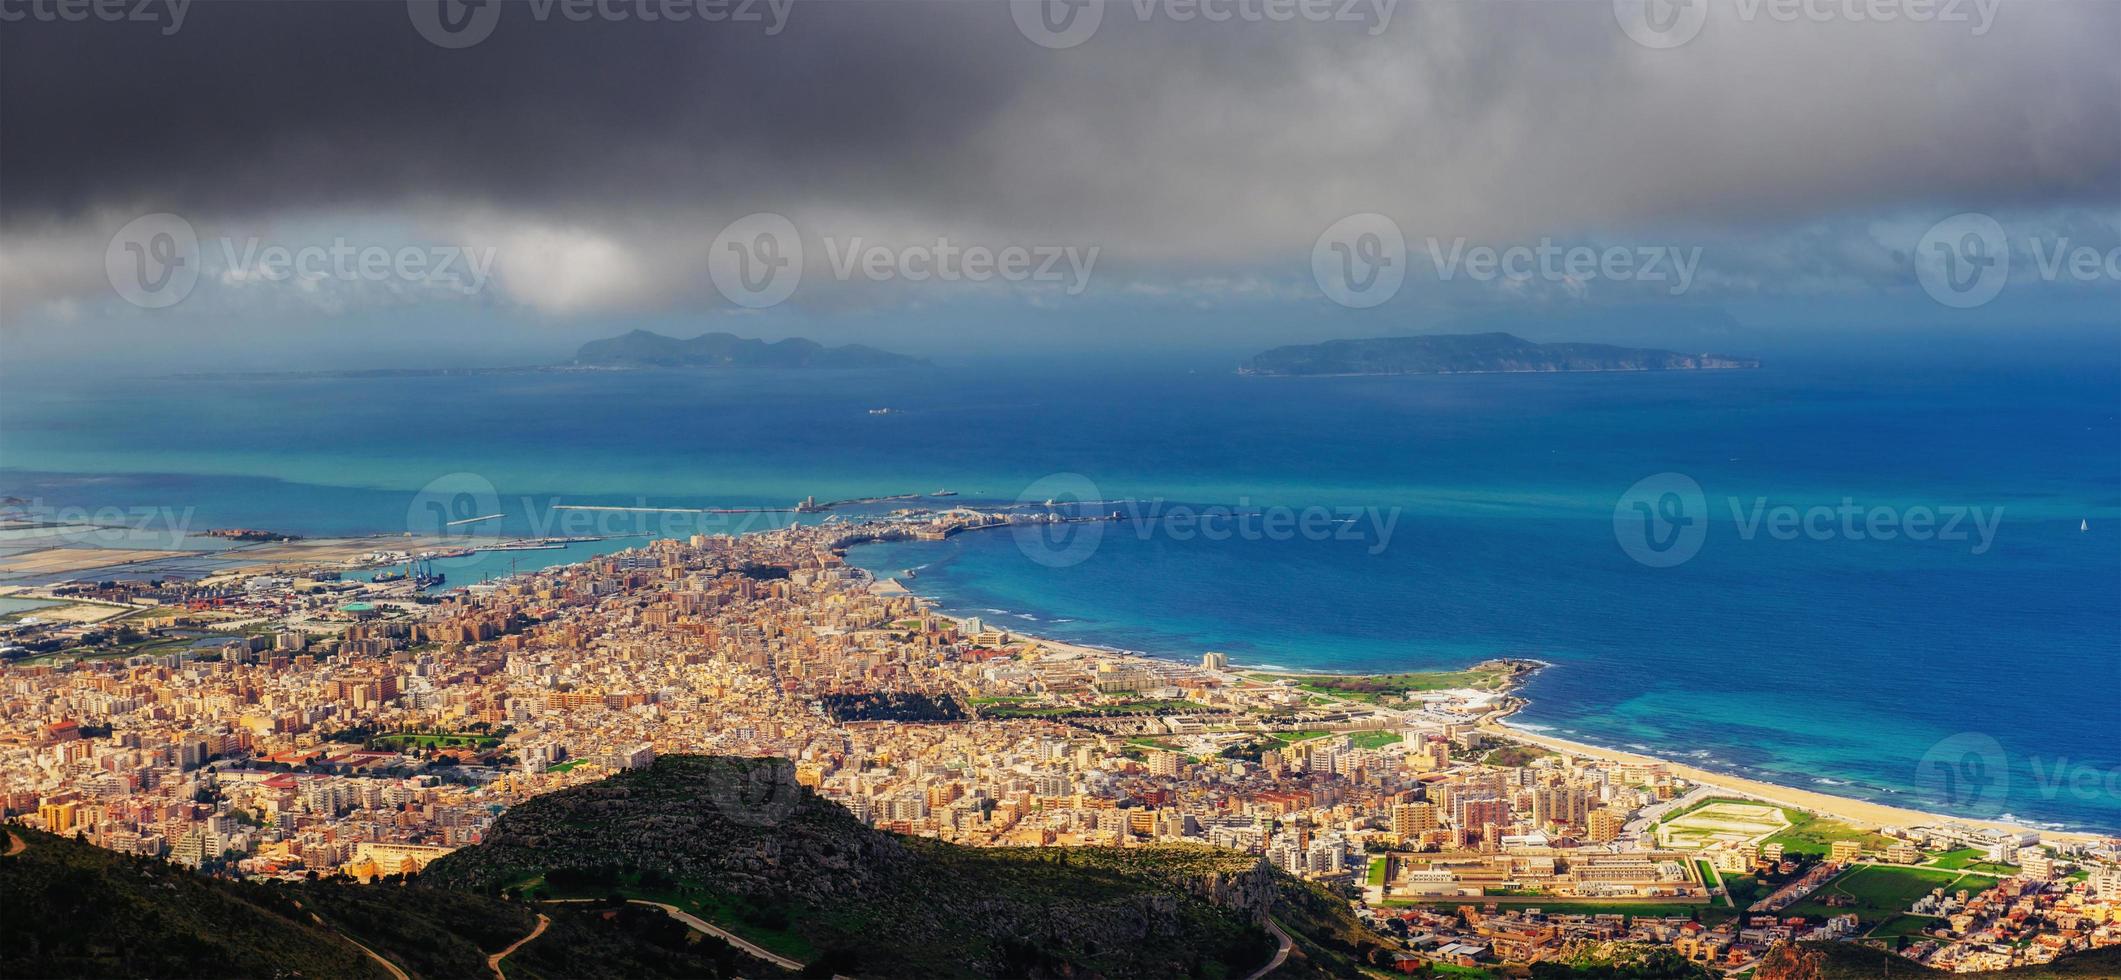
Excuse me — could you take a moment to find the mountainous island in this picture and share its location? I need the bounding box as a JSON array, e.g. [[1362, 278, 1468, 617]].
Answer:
[[1240, 333, 1758, 376], [571, 330, 926, 369]]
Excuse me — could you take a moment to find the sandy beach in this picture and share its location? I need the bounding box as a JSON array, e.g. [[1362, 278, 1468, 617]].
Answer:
[[1486, 718, 2111, 846]]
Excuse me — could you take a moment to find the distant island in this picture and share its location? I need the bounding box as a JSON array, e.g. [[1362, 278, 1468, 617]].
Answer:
[[167, 330, 926, 381], [572, 329, 925, 369], [1240, 332, 1758, 376]]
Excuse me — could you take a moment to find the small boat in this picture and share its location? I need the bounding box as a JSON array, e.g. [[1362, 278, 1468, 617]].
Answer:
[[2082, 519, 2090, 532]]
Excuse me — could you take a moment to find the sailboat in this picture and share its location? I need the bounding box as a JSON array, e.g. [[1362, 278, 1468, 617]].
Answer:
[[2082, 519, 2090, 532]]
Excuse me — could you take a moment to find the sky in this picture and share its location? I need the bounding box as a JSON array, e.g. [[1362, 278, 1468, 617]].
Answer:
[[0, 0, 2116, 372]]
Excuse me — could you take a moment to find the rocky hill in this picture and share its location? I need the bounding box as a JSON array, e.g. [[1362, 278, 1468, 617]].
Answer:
[[1241, 332, 1757, 376], [571, 329, 925, 369], [0, 826, 791, 979], [6, 756, 1385, 978], [424, 754, 1379, 978]]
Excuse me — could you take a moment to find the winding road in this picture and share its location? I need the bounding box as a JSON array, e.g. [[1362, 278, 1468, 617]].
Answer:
[[487, 913, 550, 979], [1243, 918, 1294, 980], [543, 898, 806, 971]]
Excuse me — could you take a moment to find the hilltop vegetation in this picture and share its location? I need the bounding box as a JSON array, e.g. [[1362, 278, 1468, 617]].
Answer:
[[425, 754, 1382, 978], [0, 827, 401, 979], [8, 756, 1390, 978]]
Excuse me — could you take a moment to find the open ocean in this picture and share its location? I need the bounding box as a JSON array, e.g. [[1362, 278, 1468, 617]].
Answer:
[[3, 362, 2116, 830]]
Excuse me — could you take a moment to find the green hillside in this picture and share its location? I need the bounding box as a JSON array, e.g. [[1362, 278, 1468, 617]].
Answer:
[[424, 754, 1381, 978]]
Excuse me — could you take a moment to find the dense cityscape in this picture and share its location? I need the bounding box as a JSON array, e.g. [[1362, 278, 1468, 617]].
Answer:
[[5, 511, 2117, 976]]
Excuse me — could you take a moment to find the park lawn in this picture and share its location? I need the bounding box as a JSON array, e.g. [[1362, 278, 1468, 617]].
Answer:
[[1929, 848, 2018, 874], [1761, 808, 1895, 857], [1247, 667, 1512, 703], [1868, 914, 1946, 940], [1267, 730, 1334, 744], [1348, 730, 1405, 750], [373, 731, 502, 750], [1784, 865, 1993, 925], [1367, 857, 1388, 887], [1479, 743, 1556, 768]]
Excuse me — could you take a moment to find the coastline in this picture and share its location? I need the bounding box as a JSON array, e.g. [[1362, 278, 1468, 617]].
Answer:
[[1482, 703, 2110, 847], [871, 570, 2111, 845]]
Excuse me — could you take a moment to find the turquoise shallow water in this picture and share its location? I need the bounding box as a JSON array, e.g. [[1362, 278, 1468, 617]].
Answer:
[[3, 363, 2116, 829]]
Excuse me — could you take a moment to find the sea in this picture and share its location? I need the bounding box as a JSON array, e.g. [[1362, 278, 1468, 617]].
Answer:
[[3, 361, 2116, 831]]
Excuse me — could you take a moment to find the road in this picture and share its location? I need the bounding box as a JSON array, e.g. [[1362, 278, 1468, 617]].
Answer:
[[1243, 918, 1294, 980], [487, 913, 549, 980], [305, 911, 410, 980], [4, 830, 24, 856], [543, 898, 806, 972]]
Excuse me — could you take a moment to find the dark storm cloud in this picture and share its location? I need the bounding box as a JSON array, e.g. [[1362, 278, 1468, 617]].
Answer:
[[1, 0, 2116, 318], [0, 0, 1030, 221]]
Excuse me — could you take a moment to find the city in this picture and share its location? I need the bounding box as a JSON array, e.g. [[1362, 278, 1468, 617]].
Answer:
[[6, 510, 2116, 976]]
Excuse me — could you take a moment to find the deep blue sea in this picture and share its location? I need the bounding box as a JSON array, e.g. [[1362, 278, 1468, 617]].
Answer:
[[3, 363, 2116, 830]]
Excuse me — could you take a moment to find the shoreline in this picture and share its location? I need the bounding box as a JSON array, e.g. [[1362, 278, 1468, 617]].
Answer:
[[865, 567, 2113, 844]]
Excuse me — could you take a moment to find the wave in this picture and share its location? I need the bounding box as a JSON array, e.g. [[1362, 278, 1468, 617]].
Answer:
[[1512, 722, 1556, 733]]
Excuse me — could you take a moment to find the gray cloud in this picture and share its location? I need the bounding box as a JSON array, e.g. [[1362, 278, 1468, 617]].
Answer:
[[1, 0, 2116, 320]]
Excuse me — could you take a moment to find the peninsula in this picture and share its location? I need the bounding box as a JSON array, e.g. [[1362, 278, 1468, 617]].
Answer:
[[1240, 332, 1759, 376]]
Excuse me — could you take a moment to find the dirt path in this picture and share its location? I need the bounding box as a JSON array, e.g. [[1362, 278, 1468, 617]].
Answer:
[[4, 830, 25, 856], [487, 913, 550, 979], [306, 912, 410, 980], [543, 898, 806, 971]]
